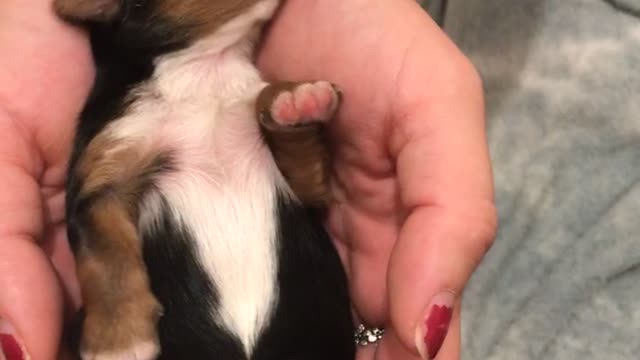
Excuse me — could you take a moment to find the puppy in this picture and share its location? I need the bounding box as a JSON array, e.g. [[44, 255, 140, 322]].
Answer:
[[53, 0, 355, 359]]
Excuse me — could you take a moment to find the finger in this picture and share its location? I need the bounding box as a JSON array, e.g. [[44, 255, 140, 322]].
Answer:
[[386, 13, 497, 360], [436, 305, 461, 360], [389, 204, 495, 359], [0, 173, 63, 360], [355, 342, 377, 360], [0, 115, 64, 359], [0, 236, 63, 360], [370, 306, 460, 360], [41, 224, 82, 317], [373, 328, 421, 360]]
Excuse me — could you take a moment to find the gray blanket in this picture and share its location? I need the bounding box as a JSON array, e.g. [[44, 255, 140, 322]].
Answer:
[[420, 0, 640, 359]]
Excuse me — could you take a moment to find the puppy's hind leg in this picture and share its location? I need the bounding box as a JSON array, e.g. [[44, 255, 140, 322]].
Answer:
[[256, 81, 341, 206], [68, 137, 168, 360], [74, 198, 162, 360]]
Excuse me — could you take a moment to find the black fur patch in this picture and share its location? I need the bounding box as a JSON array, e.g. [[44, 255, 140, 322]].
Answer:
[[142, 198, 246, 359], [253, 194, 355, 360], [139, 193, 354, 359]]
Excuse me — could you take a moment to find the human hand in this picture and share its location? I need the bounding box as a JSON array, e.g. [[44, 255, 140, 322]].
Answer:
[[0, 0, 93, 358], [257, 0, 496, 359], [0, 0, 495, 359]]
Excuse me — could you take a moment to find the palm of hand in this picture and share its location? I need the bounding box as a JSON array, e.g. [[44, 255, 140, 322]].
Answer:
[[259, 0, 495, 360], [1, 1, 494, 359], [258, 0, 405, 324], [259, 2, 493, 359], [0, 1, 92, 357]]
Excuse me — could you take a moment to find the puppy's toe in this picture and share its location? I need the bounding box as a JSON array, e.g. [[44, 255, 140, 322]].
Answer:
[[270, 81, 340, 126]]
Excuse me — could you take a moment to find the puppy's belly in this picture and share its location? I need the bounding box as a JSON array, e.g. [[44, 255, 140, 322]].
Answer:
[[159, 147, 280, 353], [119, 99, 283, 355], [103, 91, 353, 359]]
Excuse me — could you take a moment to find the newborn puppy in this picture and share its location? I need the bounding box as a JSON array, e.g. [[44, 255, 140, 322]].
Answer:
[[53, 0, 355, 359]]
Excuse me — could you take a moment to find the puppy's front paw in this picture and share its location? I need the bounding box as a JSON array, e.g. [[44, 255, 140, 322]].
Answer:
[[80, 294, 162, 360], [270, 81, 340, 126]]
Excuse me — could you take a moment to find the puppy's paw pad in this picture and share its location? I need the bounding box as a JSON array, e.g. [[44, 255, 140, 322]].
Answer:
[[81, 341, 160, 360], [271, 81, 340, 125]]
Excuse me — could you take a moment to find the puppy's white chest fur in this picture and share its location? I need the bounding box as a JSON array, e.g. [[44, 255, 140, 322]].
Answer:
[[157, 99, 280, 356], [107, 1, 284, 355]]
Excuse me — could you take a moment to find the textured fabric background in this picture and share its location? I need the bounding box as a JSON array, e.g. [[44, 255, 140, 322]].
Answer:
[[417, 0, 640, 359]]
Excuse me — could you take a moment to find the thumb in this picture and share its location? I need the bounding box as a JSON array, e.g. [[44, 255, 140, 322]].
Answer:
[[386, 42, 496, 358], [388, 206, 495, 359], [0, 237, 64, 360], [0, 129, 64, 359]]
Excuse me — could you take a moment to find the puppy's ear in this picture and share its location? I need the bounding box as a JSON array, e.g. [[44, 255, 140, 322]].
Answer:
[[54, 0, 122, 22]]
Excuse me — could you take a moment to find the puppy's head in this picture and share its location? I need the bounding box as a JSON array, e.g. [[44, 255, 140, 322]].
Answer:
[[54, 0, 271, 56]]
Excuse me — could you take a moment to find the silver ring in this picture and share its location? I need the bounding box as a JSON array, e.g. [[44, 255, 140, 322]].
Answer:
[[354, 324, 385, 346]]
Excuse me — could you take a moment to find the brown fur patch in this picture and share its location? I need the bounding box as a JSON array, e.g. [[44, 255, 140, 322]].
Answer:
[[53, 0, 268, 36], [77, 198, 162, 353], [256, 82, 335, 206], [72, 131, 169, 353], [77, 132, 170, 215], [153, 0, 264, 38], [53, 0, 121, 22]]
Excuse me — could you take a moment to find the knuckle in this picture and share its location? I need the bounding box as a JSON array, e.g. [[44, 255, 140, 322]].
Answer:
[[441, 54, 485, 100], [450, 51, 483, 83], [445, 200, 498, 260], [459, 58, 484, 94], [466, 202, 498, 256]]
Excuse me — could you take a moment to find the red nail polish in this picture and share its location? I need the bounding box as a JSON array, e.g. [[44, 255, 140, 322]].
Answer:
[[0, 334, 24, 360], [416, 292, 455, 359]]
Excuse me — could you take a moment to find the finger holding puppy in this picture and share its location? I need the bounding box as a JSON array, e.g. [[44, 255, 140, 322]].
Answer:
[[1, 0, 93, 358]]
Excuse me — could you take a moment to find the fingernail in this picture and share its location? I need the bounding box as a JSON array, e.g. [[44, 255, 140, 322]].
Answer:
[[415, 291, 455, 359], [0, 319, 26, 360]]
